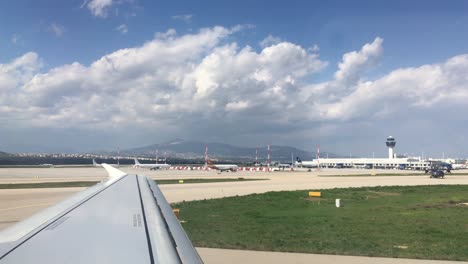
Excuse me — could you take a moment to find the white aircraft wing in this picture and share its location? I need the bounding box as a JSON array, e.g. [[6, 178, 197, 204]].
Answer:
[[0, 165, 203, 264]]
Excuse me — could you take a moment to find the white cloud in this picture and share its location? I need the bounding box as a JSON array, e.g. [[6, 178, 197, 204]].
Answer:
[[154, 28, 177, 39], [225, 100, 250, 112], [299, 37, 383, 103], [115, 24, 128, 34], [260, 34, 281, 48], [308, 44, 319, 53], [82, 0, 113, 17], [172, 14, 193, 23], [0, 52, 42, 120], [335, 37, 383, 84], [295, 37, 468, 125], [318, 55, 468, 121], [0, 52, 42, 88], [0, 26, 326, 129], [2, 28, 468, 154], [49, 23, 66, 37]]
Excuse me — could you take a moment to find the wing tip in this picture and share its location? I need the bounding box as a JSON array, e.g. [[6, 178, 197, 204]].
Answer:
[[102, 163, 127, 178]]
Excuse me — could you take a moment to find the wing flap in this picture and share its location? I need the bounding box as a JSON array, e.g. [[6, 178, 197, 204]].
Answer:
[[145, 177, 204, 263]]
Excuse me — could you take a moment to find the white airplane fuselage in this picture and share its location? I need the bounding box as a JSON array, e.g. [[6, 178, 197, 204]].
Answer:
[[295, 160, 319, 168], [210, 164, 238, 172], [134, 158, 171, 170], [452, 164, 467, 170]]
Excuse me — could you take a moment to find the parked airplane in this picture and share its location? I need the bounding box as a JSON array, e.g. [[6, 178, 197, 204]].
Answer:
[[451, 163, 467, 170], [92, 158, 119, 167], [295, 157, 318, 168], [203, 146, 238, 172], [0, 164, 203, 263], [277, 163, 292, 169], [134, 158, 171, 170], [207, 160, 238, 172]]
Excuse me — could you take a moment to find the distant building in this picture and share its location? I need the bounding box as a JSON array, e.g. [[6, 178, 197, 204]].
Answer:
[[311, 157, 429, 170], [297, 136, 431, 170], [386, 136, 396, 159]]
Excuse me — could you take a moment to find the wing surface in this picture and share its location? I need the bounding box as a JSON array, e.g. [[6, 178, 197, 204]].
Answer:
[[0, 166, 203, 264]]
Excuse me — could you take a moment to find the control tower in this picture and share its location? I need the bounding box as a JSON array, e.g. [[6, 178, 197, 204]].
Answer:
[[386, 136, 396, 159]]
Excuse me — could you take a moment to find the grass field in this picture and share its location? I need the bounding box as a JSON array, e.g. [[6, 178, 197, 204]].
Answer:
[[174, 185, 468, 261], [320, 173, 421, 177], [0, 178, 264, 189], [0, 181, 99, 189]]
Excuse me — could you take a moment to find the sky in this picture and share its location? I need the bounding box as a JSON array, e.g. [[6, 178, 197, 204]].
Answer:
[[1, 0, 468, 157]]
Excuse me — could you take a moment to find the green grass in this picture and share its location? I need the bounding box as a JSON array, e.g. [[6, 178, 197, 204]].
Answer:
[[0, 178, 265, 189], [174, 185, 468, 261], [0, 165, 57, 168], [320, 173, 420, 177], [0, 181, 99, 189]]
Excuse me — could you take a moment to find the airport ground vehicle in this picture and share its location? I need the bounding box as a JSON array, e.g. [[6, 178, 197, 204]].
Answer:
[[425, 164, 446, 178], [429, 161, 452, 173], [430, 169, 445, 178], [425, 161, 450, 178]]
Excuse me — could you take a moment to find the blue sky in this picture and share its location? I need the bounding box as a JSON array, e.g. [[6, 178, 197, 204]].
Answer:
[[1, 0, 468, 157], [3, 1, 468, 71]]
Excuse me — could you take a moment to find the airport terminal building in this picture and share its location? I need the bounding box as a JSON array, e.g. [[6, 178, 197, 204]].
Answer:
[[300, 137, 431, 170], [312, 157, 430, 170]]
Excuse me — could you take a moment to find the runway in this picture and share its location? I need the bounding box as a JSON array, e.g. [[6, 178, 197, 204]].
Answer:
[[197, 247, 463, 264], [0, 166, 425, 183], [1, 167, 467, 263]]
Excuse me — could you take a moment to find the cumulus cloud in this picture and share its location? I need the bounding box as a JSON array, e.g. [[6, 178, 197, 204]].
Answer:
[[0, 52, 42, 91], [300, 37, 383, 103], [296, 36, 468, 127], [0, 26, 325, 128], [1, 28, 468, 154], [0, 53, 42, 123], [319, 55, 468, 121], [335, 37, 383, 84]]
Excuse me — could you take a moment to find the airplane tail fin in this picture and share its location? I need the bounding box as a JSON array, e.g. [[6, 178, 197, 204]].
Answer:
[[93, 159, 98, 166], [296, 157, 302, 163], [134, 158, 141, 165]]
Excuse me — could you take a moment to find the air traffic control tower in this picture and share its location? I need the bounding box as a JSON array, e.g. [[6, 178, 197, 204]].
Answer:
[[386, 136, 396, 159]]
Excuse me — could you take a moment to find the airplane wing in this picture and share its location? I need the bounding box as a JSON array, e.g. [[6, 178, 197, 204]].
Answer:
[[0, 164, 203, 264]]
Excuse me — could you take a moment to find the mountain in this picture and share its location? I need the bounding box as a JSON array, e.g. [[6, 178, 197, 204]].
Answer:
[[0, 151, 10, 157], [116, 139, 340, 162]]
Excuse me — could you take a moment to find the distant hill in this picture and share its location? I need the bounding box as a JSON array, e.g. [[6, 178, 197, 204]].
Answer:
[[0, 151, 10, 157], [114, 139, 340, 162]]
